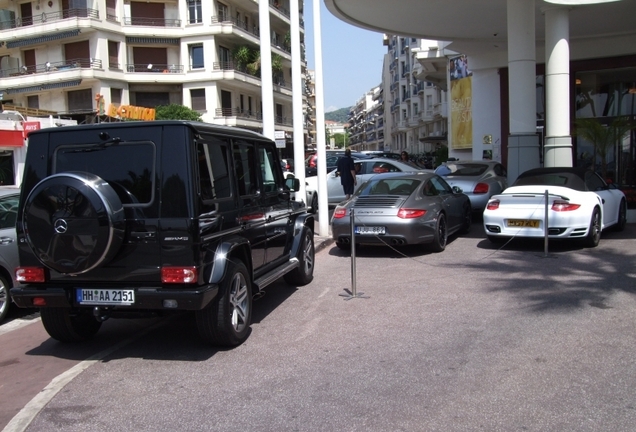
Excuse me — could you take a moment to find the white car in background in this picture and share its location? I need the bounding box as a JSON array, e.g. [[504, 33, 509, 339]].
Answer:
[[305, 158, 428, 208], [483, 167, 627, 247], [0, 188, 20, 323]]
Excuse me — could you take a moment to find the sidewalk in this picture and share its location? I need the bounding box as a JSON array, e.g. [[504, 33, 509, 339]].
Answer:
[[314, 234, 334, 253]]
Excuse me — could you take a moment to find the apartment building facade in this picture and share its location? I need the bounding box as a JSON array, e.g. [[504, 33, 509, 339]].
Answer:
[[0, 0, 305, 127], [384, 35, 448, 156]]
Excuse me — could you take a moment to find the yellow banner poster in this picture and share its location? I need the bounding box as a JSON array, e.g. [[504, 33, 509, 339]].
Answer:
[[450, 55, 472, 149]]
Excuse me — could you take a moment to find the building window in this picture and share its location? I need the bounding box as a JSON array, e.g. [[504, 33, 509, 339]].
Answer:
[[219, 46, 230, 69], [27, 95, 39, 109], [217, 2, 228, 21], [191, 89, 206, 111], [67, 89, 93, 111], [108, 40, 119, 69], [188, 0, 202, 24], [190, 44, 204, 69], [111, 88, 122, 105]]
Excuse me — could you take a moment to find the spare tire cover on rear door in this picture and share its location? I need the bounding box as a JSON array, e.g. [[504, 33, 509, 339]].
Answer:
[[23, 172, 125, 275]]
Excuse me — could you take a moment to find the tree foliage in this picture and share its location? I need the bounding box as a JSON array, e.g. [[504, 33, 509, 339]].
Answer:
[[155, 104, 202, 121]]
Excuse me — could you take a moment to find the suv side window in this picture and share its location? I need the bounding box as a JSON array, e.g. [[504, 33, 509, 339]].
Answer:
[[233, 141, 258, 196], [258, 145, 282, 194], [197, 139, 232, 201]]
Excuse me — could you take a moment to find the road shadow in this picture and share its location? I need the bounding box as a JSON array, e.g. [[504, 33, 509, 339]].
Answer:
[[22, 279, 301, 362]]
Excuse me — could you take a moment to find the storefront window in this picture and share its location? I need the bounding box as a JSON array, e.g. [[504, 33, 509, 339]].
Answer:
[[574, 68, 636, 207]]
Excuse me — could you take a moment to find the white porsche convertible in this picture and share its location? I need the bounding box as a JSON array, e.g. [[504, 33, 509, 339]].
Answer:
[[483, 167, 627, 247]]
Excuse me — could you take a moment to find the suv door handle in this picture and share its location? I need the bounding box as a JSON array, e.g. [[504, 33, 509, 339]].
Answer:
[[0, 236, 13, 245], [131, 231, 156, 241]]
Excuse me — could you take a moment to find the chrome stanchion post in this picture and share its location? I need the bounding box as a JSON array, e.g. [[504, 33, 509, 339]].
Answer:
[[544, 189, 549, 257], [340, 207, 369, 300]]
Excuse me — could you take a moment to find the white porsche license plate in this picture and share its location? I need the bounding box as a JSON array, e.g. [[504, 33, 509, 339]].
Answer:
[[76, 289, 135, 305], [507, 219, 540, 228], [355, 226, 386, 235]]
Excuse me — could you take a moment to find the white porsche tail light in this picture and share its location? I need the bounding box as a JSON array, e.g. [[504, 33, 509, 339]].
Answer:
[[486, 200, 500, 210], [551, 200, 581, 212]]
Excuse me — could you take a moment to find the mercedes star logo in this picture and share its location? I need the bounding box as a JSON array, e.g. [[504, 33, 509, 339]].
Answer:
[[54, 219, 68, 234]]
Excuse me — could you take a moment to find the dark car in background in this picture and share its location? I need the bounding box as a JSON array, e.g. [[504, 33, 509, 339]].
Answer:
[[305, 150, 372, 177]]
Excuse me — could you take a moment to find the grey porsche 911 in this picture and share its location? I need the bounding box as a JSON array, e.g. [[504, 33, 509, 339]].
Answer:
[[330, 172, 472, 252]]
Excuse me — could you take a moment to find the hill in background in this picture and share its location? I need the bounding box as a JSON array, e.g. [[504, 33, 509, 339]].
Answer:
[[325, 107, 351, 123]]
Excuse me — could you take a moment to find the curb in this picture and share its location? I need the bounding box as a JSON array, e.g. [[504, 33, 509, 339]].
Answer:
[[314, 236, 334, 253]]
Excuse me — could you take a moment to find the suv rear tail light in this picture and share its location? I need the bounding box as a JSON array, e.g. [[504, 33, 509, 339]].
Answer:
[[397, 209, 426, 218], [16, 267, 46, 283], [333, 207, 347, 219], [551, 200, 581, 212], [162, 267, 198, 284], [486, 200, 500, 210], [473, 183, 489, 194]]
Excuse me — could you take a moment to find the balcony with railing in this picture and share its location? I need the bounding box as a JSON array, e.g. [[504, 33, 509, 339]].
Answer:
[[212, 62, 291, 91], [123, 17, 181, 27], [126, 63, 184, 73], [1, 57, 102, 77], [0, 8, 99, 30], [215, 107, 263, 120], [211, 15, 260, 38]]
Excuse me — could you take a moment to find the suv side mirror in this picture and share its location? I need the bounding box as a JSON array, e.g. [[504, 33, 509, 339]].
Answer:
[[452, 186, 463, 194], [285, 177, 300, 192]]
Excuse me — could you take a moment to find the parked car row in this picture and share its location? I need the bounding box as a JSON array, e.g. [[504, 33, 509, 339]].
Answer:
[[328, 164, 627, 253]]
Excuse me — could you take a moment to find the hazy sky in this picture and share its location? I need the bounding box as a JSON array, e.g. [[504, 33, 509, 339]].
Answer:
[[304, 2, 386, 113]]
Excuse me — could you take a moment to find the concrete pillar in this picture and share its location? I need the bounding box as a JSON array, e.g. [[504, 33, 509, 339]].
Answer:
[[544, 5, 573, 167], [290, 0, 306, 203], [506, 0, 540, 183], [259, 0, 275, 140], [313, 0, 329, 237]]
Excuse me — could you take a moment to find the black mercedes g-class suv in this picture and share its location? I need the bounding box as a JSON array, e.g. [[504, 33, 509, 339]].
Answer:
[[10, 121, 315, 346]]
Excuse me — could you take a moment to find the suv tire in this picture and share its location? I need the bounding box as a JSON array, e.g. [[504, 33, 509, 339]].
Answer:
[[196, 260, 252, 347], [23, 172, 125, 275], [284, 227, 315, 286], [40, 307, 102, 342]]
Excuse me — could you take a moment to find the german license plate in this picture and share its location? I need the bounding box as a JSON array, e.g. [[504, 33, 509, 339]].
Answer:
[[507, 219, 540, 228], [76, 289, 135, 305], [355, 226, 385, 235]]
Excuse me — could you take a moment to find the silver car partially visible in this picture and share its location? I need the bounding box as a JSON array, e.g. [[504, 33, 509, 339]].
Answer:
[[435, 160, 508, 212], [331, 172, 472, 252], [0, 188, 20, 323]]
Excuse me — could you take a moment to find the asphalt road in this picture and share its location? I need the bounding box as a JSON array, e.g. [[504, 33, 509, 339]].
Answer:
[[2, 223, 636, 431]]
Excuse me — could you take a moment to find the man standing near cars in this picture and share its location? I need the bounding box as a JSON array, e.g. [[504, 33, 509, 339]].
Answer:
[[336, 149, 357, 199]]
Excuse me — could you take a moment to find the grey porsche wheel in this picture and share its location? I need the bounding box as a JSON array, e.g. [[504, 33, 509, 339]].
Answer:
[[430, 213, 448, 252]]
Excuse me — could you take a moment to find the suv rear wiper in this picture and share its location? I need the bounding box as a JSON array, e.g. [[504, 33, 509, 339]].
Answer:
[[64, 137, 122, 153]]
